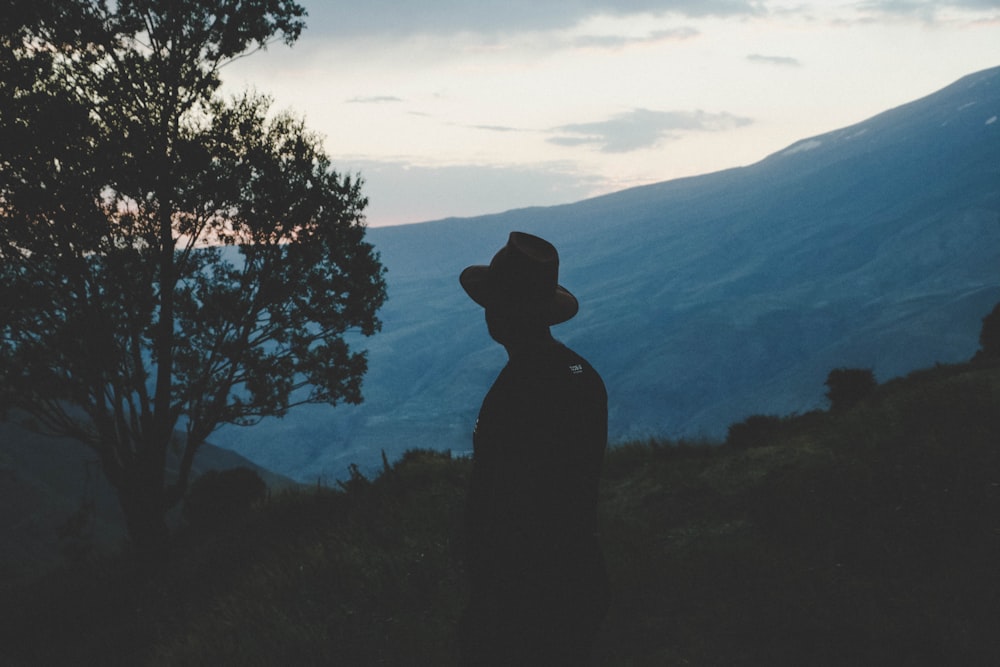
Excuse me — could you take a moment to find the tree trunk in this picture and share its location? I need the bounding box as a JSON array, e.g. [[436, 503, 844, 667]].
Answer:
[[117, 471, 171, 563]]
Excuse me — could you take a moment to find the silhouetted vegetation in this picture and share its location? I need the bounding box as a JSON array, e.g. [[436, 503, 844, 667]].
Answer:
[[2, 360, 997, 665], [56, 497, 97, 568], [1, 0, 385, 556], [824, 367, 877, 411], [974, 301, 1000, 361], [182, 467, 268, 531], [725, 413, 783, 448]]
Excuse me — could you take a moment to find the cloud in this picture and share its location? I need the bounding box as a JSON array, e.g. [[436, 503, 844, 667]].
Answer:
[[863, 0, 1000, 10], [855, 0, 938, 19], [549, 108, 753, 153], [346, 96, 405, 104], [467, 124, 522, 132], [747, 53, 801, 66], [855, 0, 1000, 21], [300, 0, 765, 39], [572, 27, 699, 49]]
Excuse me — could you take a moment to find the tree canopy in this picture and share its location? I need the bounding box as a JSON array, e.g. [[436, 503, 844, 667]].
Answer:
[[0, 0, 387, 555]]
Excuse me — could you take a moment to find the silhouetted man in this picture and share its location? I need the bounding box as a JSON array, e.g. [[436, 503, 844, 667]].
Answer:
[[458, 232, 610, 666]]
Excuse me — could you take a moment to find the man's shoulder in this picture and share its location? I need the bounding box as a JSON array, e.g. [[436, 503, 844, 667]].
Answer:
[[546, 344, 606, 393], [499, 343, 607, 420], [508, 342, 603, 383], [556, 343, 596, 373]]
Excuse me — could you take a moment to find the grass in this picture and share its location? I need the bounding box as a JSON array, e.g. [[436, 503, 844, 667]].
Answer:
[[2, 361, 999, 665]]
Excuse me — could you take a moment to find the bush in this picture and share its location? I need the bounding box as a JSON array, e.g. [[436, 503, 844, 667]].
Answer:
[[726, 414, 783, 449], [182, 467, 268, 530], [824, 367, 876, 411], [974, 301, 1000, 361]]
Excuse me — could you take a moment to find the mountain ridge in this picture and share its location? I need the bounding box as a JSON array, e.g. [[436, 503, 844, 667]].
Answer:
[[209, 65, 1000, 480]]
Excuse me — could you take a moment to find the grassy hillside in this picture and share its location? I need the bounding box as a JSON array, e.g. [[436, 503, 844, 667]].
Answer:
[[2, 360, 998, 665]]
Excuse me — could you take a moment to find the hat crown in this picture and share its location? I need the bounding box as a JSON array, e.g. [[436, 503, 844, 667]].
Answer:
[[459, 231, 579, 325], [488, 232, 560, 302]]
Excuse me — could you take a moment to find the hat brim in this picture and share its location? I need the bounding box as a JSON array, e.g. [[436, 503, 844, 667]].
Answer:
[[460, 265, 579, 325]]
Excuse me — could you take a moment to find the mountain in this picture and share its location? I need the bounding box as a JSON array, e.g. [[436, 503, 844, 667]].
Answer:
[[211, 65, 1000, 482]]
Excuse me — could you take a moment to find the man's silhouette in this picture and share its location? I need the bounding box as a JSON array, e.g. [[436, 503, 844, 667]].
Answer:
[[458, 232, 610, 666]]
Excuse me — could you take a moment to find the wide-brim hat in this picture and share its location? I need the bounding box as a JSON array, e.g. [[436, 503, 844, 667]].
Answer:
[[460, 231, 578, 325]]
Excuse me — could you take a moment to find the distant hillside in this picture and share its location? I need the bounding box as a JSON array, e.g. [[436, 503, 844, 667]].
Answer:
[[3, 359, 998, 665], [211, 65, 1000, 482], [0, 417, 299, 582]]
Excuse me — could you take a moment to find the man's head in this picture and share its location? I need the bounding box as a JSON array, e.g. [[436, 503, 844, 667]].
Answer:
[[460, 232, 578, 328]]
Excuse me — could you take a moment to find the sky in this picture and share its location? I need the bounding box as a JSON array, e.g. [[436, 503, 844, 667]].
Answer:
[[219, 0, 1000, 227]]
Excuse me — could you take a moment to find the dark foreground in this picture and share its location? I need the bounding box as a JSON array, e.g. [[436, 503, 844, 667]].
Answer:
[[2, 361, 999, 666]]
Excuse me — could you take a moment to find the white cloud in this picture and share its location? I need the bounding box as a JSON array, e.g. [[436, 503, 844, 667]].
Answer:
[[347, 96, 405, 104], [572, 26, 700, 49], [855, 0, 1000, 22], [550, 108, 754, 153], [863, 0, 1000, 10], [747, 53, 801, 66], [466, 124, 523, 132], [299, 0, 764, 39]]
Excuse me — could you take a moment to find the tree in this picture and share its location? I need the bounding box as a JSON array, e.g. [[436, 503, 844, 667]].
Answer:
[[0, 0, 387, 558], [973, 302, 1000, 362], [824, 368, 877, 412], [725, 414, 783, 449]]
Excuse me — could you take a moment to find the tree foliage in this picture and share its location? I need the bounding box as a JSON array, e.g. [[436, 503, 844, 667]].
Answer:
[[182, 467, 268, 530], [0, 0, 386, 556], [726, 414, 783, 449]]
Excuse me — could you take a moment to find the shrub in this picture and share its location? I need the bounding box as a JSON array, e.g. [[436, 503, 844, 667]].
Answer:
[[726, 414, 783, 449], [57, 499, 96, 567], [974, 301, 1000, 361], [183, 467, 268, 530], [824, 367, 876, 411]]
